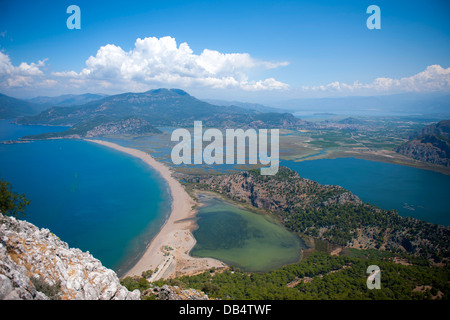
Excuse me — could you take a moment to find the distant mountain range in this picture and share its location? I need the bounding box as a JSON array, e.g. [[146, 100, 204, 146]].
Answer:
[[203, 99, 289, 113], [22, 116, 162, 140], [3, 89, 450, 139], [9, 89, 305, 138], [277, 92, 450, 116], [0, 93, 108, 119], [203, 92, 450, 117], [0, 93, 46, 119], [3, 90, 450, 121], [396, 119, 450, 167], [27, 93, 109, 107]]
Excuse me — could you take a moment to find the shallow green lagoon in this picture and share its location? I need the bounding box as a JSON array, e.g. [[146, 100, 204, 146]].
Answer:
[[191, 193, 305, 272]]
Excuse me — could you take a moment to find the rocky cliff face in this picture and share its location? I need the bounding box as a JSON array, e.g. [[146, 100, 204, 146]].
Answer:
[[0, 212, 140, 300], [396, 119, 450, 167], [396, 134, 450, 167], [412, 120, 450, 139], [186, 167, 355, 212]]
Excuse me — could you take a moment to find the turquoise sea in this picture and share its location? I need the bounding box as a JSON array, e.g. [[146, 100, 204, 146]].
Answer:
[[282, 158, 450, 226], [0, 120, 171, 276]]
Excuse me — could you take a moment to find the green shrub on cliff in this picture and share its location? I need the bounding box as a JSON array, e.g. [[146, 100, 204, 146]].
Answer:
[[0, 179, 30, 218], [120, 276, 151, 292]]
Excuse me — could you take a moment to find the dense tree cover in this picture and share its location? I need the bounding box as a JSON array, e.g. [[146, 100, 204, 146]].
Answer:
[[0, 179, 30, 218], [122, 251, 449, 300], [285, 203, 394, 246], [286, 203, 449, 263]]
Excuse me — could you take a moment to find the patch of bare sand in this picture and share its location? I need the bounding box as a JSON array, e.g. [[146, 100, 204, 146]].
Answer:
[[85, 140, 226, 280]]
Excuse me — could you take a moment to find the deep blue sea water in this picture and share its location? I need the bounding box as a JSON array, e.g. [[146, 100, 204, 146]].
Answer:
[[0, 120, 171, 276], [282, 158, 450, 226]]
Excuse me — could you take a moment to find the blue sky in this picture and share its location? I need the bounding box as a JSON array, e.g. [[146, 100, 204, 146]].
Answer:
[[0, 0, 449, 101]]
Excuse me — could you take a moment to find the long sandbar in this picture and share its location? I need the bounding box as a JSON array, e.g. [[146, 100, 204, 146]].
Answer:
[[85, 139, 226, 280]]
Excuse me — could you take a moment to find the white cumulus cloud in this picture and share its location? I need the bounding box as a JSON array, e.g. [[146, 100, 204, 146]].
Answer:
[[0, 51, 48, 87], [53, 36, 290, 91], [301, 65, 450, 94], [2, 38, 449, 98]]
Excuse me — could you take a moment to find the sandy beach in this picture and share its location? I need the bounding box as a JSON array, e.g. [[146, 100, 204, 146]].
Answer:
[[85, 139, 226, 280]]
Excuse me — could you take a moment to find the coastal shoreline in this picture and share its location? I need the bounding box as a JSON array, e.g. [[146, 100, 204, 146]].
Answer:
[[85, 139, 226, 280]]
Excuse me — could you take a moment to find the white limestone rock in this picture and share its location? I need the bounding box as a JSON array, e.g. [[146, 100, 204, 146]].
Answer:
[[0, 212, 140, 300]]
